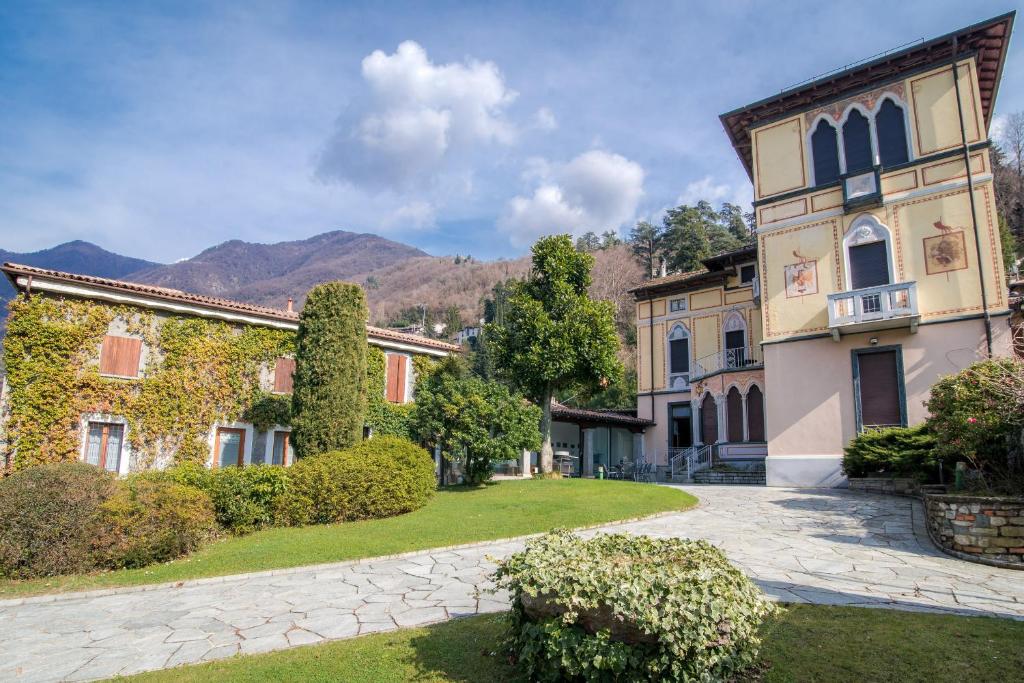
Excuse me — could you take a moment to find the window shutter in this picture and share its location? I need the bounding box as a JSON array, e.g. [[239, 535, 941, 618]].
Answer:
[[669, 338, 689, 374], [727, 388, 744, 442], [811, 119, 841, 185], [386, 353, 403, 403], [876, 99, 909, 167], [99, 336, 142, 377], [849, 241, 890, 289], [747, 386, 765, 442], [274, 357, 295, 393], [395, 355, 407, 403], [842, 109, 873, 173], [857, 350, 902, 428]]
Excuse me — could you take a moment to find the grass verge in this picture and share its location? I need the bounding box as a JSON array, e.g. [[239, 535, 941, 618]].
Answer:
[[0, 479, 695, 599], [116, 605, 1024, 683]]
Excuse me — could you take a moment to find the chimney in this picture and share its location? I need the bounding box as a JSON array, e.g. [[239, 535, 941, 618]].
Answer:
[[659, 258, 667, 278], [286, 297, 294, 313]]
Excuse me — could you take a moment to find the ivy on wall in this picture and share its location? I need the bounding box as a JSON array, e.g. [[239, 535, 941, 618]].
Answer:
[[3, 294, 442, 472], [3, 295, 293, 471], [364, 347, 438, 439]]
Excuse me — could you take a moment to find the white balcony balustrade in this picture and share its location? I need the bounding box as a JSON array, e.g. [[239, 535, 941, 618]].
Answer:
[[827, 281, 919, 339], [691, 345, 764, 381]]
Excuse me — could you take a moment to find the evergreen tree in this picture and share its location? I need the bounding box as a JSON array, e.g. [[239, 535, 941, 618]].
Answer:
[[575, 231, 602, 252], [629, 221, 665, 278], [291, 282, 368, 457], [600, 230, 623, 249]]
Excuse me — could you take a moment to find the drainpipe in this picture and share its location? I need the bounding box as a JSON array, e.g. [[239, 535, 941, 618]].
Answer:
[[647, 293, 656, 422], [952, 38, 993, 357]]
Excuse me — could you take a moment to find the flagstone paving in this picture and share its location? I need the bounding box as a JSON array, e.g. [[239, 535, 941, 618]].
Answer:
[[2, 485, 1023, 681]]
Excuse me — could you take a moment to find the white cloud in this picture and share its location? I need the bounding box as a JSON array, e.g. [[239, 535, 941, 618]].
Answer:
[[533, 106, 558, 131], [382, 201, 437, 231], [317, 41, 518, 191], [498, 150, 644, 247], [676, 175, 753, 209]]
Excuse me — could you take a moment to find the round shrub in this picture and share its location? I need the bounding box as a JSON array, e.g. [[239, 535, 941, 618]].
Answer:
[[92, 475, 216, 569], [165, 463, 288, 535], [842, 424, 939, 479], [0, 462, 118, 579], [277, 436, 435, 526], [493, 530, 778, 682]]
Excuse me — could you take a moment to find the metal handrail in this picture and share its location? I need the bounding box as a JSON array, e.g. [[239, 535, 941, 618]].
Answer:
[[692, 345, 764, 380], [669, 445, 713, 481]]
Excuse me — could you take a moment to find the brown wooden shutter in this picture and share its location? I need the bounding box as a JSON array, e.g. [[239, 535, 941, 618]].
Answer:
[[99, 335, 142, 377], [857, 350, 902, 428], [726, 388, 743, 442], [385, 353, 402, 403], [274, 357, 295, 393], [394, 354, 407, 403], [747, 386, 765, 442], [700, 393, 718, 444]]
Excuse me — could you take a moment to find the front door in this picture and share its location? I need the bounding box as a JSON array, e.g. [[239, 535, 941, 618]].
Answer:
[[669, 404, 693, 449]]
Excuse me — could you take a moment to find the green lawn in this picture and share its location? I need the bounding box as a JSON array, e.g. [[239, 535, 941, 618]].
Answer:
[[0, 479, 694, 599], [116, 606, 1024, 683]]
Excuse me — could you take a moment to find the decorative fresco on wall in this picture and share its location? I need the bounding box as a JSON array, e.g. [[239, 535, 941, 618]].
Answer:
[[803, 83, 906, 127], [924, 218, 969, 276], [784, 249, 819, 298]]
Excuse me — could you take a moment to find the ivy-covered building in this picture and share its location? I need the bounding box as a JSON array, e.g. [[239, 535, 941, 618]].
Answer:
[[0, 263, 458, 474]]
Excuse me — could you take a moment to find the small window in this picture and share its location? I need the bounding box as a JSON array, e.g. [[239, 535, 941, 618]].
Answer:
[[849, 241, 890, 289], [740, 265, 756, 284], [669, 337, 689, 375], [272, 431, 292, 466], [385, 353, 408, 403], [854, 348, 905, 430], [273, 357, 295, 394], [85, 422, 124, 473], [99, 335, 142, 378], [811, 119, 841, 185], [215, 427, 245, 468], [876, 99, 909, 167], [843, 109, 873, 174], [669, 298, 687, 312]]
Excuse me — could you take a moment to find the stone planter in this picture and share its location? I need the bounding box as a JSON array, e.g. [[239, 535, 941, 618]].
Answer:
[[923, 493, 1024, 569], [847, 477, 921, 496], [520, 592, 660, 645]]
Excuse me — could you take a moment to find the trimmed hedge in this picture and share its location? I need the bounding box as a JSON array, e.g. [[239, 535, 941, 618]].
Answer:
[[291, 281, 369, 457], [842, 424, 939, 479], [493, 530, 777, 682], [0, 463, 118, 579], [92, 475, 216, 569], [276, 436, 435, 526], [167, 463, 288, 535]]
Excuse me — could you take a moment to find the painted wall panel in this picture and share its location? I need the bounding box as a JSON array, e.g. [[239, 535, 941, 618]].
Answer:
[[725, 288, 753, 305], [692, 315, 720, 363], [909, 61, 982, 157], [753, 117, 806, 199], [690, 289, 723, 310]]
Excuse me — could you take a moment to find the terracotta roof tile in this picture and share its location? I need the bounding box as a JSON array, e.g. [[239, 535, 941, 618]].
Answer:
[[2, 262, 460, 353]]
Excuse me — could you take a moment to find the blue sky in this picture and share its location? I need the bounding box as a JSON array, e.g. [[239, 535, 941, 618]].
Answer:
[[1, 1, 1020, 263]]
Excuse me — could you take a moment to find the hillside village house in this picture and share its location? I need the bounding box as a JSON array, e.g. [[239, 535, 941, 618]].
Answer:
[[0, 263, 458, 474], [636, 13, 1017, 487]]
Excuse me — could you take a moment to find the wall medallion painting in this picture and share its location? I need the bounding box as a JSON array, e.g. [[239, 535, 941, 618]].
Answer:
[[924, 219, 968, 277], [784, 249, 819, 298]]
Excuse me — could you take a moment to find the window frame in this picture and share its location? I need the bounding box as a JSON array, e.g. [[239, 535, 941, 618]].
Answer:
[[874, 96, 911, 168], [213, 426, 247, 469], [851, 345, 907, 433], [808, 116, 842, 186], [842, 214, 896, 292], [84, 421, 126, 473], [668, 297, 687, 313], [739, 264, 756, 284], [666, 324, 691, 390]]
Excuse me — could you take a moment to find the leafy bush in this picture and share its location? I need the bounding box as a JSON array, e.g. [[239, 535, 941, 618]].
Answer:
[[291, 281, 369, 457], [0, 462, 117, 579], [493, 530, 777, 682], [277, 436, 435, 526], [92, 475, 216, 569], [842, 425, 939, 479], [166, 463, 288, 534], [926, 358, 1024, 486]]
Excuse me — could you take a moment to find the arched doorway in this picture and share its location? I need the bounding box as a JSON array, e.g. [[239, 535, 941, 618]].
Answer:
[[700, 392, 718, 445]]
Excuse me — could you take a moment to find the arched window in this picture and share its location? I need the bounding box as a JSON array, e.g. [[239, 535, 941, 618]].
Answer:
[[876, 98, 909, 167], [747, 386, 765, 442], [811, 119, 841, 185], [845, 215, 893, 290], [700, 393, 718, 445], [843, 109, 873, 174], [726, 387, 743, 442], [667, 324, 690, 389], [723, 313, 747, 369]]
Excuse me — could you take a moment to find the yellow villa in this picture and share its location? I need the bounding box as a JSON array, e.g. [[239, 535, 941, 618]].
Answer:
[[637, 13, 1017, 486]]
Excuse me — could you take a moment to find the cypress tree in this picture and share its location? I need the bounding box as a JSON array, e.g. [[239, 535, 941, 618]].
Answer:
[[291, 282, 368, 458]]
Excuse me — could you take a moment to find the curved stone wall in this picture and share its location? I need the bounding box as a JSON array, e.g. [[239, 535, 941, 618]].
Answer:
[[924, 494, 1024, 569]]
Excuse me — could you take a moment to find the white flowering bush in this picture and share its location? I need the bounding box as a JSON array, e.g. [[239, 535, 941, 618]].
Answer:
[[493, 530, 777, 681]]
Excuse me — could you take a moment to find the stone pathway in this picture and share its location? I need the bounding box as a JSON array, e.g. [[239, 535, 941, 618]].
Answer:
[[2, 486, 1023, 681]]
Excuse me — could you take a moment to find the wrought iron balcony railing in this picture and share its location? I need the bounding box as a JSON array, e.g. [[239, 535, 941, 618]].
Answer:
[[826, 281, 919, 339], [691, 345, 764, 381]]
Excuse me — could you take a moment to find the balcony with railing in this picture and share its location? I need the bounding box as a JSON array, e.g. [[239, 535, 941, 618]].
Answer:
[[691, 345, 764, 381], [826, 281, 919, 339]]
